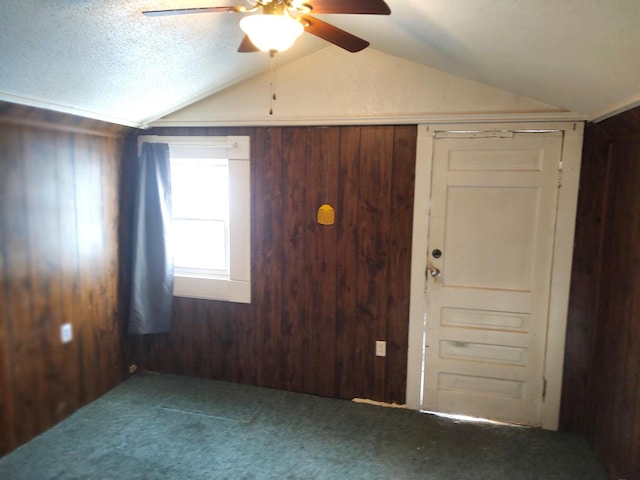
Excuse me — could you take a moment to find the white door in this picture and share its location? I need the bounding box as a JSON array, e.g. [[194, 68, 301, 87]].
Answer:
[[421, 131, 563, 426]]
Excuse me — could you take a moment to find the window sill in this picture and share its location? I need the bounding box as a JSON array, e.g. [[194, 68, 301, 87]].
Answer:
[[173, 274, 251, 304]]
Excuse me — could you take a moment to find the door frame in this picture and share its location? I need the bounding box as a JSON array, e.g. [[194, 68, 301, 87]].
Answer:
[[405, 121, 584, 430]]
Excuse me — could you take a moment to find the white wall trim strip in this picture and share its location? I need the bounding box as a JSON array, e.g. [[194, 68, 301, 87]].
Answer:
[[148, 112, 586, 128]]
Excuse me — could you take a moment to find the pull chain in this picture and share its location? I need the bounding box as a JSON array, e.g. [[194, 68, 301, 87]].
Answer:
[[269, 54, 276, 115]]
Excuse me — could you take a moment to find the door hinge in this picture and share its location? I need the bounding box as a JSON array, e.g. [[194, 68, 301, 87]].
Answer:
[[557, 168, 563, 188], [542, 377, 547, 401]]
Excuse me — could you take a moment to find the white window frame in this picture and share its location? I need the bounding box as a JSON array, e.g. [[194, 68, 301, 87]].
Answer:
[[138, 135, 251, 304]]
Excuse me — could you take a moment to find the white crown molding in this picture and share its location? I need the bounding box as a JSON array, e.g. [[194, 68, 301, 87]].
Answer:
[[148, 112, 585, 128], [589, 96, 640, 123], [0, 92, 145, 129]]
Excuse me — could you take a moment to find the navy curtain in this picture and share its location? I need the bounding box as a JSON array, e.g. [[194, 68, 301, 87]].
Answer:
[[128, 142, 174, 334]]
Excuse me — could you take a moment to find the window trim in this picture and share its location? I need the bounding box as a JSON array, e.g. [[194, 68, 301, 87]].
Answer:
[[138, 135, 251, 303]]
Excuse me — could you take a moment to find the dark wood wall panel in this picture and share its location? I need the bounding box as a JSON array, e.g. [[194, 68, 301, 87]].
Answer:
[[562, 105, 640, 480], [560, 124, 612, 433], [590, 135, 640, 480], [280, 127, 308, 393], [335, 127, 361, 400], [355, 127, 393, 402], [386, 125, 417, 401], [0, 103, 126, 455], [140, 125, 417, 404], [254, 127, 284, 390]]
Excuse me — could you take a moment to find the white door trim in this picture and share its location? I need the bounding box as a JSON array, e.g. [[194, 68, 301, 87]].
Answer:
[[406, 121, 584, 430]]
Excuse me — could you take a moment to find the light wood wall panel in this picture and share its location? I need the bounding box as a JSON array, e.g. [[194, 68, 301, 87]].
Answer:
[[136, 125, 417, 404], [0, 103, 126, 455]]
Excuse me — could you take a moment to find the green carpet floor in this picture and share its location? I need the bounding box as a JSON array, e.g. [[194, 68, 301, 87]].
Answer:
[[0, 373, 607, 479]]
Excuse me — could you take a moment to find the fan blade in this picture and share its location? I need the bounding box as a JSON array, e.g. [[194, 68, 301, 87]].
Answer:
[[305, 0, 390, 15], [142, 6, 240, 17], [299, 15, 369, 52], [238, 35, 260, 53]]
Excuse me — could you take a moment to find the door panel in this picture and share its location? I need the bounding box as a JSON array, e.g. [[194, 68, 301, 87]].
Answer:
[[444, 186, 539, 290], [422, 132, 563, 426]]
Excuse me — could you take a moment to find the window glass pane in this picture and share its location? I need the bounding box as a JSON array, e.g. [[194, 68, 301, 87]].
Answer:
[[173, 219, 227, 272], [171, 159, 228, 220]]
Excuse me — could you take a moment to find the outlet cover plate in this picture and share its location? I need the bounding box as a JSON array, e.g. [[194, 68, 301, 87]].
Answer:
[[61, 323, 73, 343]]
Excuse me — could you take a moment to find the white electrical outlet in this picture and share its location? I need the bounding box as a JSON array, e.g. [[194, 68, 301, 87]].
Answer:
[[376, 340, 386, 357], [60, 323, 73, 343]]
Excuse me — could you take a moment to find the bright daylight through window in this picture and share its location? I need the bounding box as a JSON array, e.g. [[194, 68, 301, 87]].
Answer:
[[171, 157, 229, 276], [138, 135, 251, 303]]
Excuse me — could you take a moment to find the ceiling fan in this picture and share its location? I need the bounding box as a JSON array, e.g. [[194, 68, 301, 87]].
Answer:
[[143, 0, 391, 55]]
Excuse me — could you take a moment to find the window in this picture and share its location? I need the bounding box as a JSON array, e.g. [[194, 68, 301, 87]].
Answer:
[[138, 135, 251, 303]]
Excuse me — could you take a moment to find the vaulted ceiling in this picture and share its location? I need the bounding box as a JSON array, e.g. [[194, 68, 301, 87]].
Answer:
[[1, 0, 638, 127]]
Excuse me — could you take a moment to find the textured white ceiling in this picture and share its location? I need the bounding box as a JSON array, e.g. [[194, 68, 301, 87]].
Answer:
[[1, 0, 639, 126]]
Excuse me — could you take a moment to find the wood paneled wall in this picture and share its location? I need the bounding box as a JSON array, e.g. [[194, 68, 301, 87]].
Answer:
[[562, 106, 640, 480], [134, 125, 416, 404], [6, 98, 638, 474], [0, 103, 127, 455]]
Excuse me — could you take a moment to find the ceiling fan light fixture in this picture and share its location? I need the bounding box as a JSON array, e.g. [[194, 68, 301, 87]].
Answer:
[[239, 13, 304, 53]]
